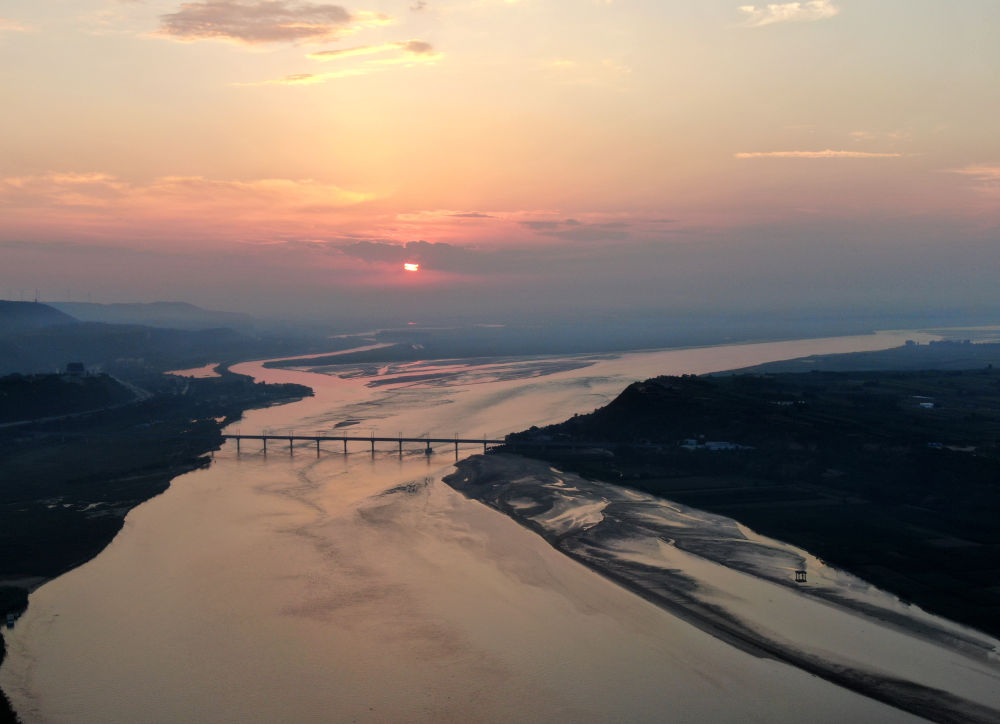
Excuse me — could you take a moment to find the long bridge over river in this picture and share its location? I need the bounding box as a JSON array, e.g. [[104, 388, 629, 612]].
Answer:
[[223, 433, 507, 456]]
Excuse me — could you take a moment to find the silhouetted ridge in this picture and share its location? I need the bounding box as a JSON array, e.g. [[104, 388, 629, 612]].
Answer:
[[0, 300, 77, 335]]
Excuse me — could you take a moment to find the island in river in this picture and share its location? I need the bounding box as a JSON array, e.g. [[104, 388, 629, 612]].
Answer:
[[0, 368, 311, 723]]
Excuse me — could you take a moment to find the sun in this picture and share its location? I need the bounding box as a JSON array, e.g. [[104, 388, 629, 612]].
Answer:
[[403, 262, 420, 272]]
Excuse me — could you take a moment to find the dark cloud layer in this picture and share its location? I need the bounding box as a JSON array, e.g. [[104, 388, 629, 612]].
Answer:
[[159, 1, 358, 44]]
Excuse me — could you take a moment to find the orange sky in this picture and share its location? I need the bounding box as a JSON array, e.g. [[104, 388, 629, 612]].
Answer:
[[1, 1, 998, 318]]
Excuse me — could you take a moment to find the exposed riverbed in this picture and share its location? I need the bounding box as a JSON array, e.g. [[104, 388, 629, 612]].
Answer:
[[8, 330, 992, 723]]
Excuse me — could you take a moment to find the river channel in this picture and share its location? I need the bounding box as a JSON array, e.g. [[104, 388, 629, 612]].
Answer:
[[7, 330, 997, 723]]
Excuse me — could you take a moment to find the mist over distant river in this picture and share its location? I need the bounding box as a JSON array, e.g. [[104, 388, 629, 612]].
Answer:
[[7, 330, 990, 724]]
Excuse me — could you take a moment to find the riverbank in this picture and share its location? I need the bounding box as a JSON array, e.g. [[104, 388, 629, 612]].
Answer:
[[446, 453, 1000, 723], [0, 370, 311, 723]]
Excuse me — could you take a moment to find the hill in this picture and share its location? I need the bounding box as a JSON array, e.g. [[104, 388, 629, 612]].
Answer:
[[0, 321, 253, 375], [505, 367, 1000, 638], [0, 373, 135, 424], [0, 300, 334, 376], [49, 301, 256, 333], [0, 301, 76, 335]]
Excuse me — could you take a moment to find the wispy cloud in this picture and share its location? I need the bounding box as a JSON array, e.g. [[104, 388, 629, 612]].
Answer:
[[245, 40, 441, 84], [0, 17, 28, 33], [739, 1, 839, 27], [0, 172, 376, 243], [949, 165, 1000, 181], [735, 150, 903, 159], [308, 39, 433, 61], [157, 1, 389, 45], [948, 165, 1000, 194]]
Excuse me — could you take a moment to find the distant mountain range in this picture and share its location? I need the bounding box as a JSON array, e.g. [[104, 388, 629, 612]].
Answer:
[[48, 301, 256, 333], [0, 300, 329, 376]]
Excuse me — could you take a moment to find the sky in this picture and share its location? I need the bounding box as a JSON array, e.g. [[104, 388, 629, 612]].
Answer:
[[1, 0, 999, 323]]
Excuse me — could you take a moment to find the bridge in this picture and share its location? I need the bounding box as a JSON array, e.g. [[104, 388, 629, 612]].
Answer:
[[223, 433, 506, 456]]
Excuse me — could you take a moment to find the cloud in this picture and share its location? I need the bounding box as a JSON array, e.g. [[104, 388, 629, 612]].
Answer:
[[0, 172, 377, 244], [0, 173, 373, 210], [157, 1, 388, 44], [308, 39, 434, 61], [448, 212, 494, 218], [324, 238, 589, 278], [520, 218, 632, 242], [949, 165, 1000, 183], [948, 165, 1000, 195], [0, 17, 28, 33], [410, 1, 427, 10], [734, 150, 903, 159], [739, 1, 839, 27], [0, 173, 128, 208], [247, 40, 441, 84]]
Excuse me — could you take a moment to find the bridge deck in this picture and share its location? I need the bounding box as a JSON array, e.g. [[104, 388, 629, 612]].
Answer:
[[222, 434, 505, 444]]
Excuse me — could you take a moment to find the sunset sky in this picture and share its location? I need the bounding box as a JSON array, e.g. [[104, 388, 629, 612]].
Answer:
[[1, 0, 998, 321]]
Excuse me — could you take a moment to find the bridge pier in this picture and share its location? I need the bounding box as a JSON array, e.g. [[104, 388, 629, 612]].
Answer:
[[220, 433, 505, 458]]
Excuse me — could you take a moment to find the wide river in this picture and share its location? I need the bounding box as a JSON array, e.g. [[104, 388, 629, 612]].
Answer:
[[4, 331, 998, 723]]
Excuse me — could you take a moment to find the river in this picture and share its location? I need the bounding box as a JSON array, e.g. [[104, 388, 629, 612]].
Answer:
[[4, 330, 997, 723]]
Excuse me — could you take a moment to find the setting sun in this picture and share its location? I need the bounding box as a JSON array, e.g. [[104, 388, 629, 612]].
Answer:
[[404, 263, 420, 272]]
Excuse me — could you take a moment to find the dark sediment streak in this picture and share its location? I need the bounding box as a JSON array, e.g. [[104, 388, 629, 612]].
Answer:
[[445, 453, 1000, 724]]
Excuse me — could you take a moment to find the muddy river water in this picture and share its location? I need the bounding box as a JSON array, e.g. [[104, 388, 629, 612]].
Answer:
[[4, 331, 998, 723]]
